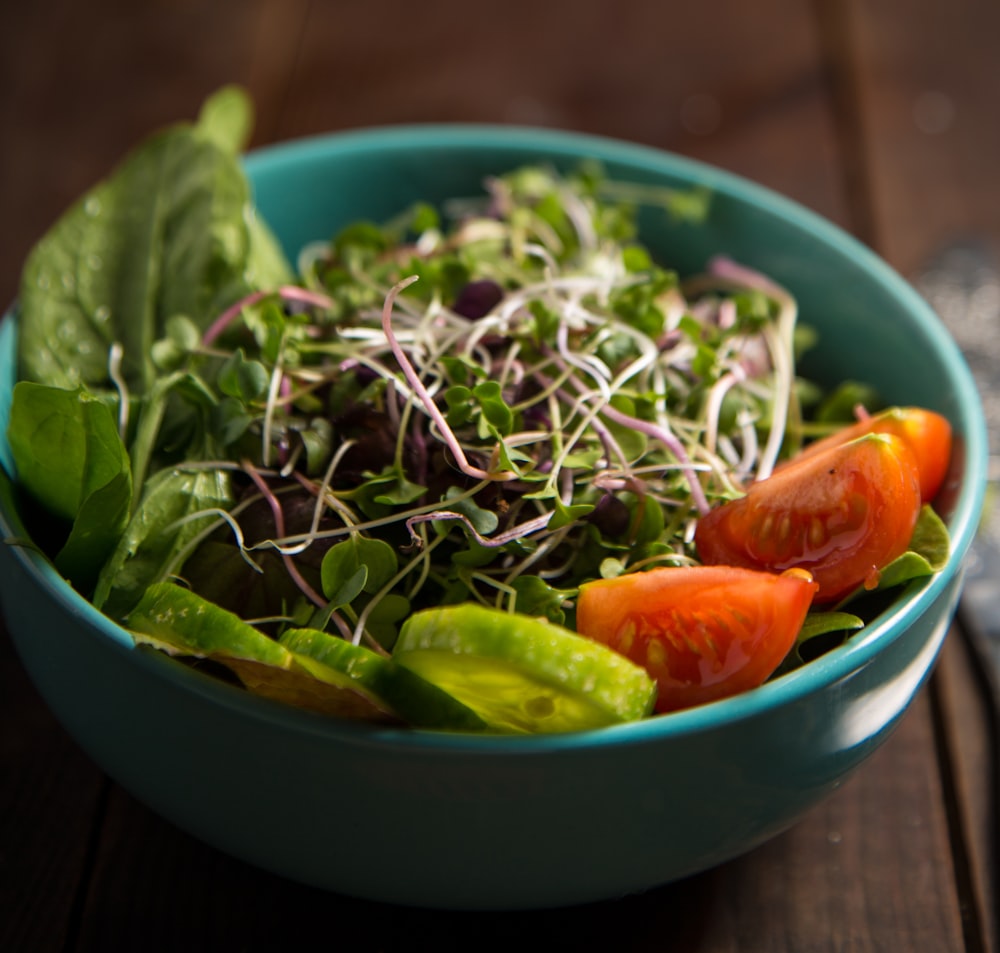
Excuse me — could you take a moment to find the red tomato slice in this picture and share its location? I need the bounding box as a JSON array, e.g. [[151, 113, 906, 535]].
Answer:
[[695, 433, 922, 604], [784, 406, 952, 502], [576, 565, 818, 713]]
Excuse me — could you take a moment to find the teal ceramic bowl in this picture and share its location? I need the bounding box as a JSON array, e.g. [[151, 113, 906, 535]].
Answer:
[[0, 126, 987, 910]]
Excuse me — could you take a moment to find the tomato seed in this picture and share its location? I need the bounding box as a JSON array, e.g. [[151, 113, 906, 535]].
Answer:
[[808, 516, 826, 549]]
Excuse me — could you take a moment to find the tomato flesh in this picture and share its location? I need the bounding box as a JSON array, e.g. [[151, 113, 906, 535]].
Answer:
[[576, 565, 818, 713], [695, 433, 922, 604], [785, 406, 952, 503]]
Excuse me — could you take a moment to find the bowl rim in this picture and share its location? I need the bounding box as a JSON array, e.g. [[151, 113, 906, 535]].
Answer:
[[1, 122, 989, 753]]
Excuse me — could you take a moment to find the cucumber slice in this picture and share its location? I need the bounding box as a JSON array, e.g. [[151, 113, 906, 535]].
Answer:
[[280, 628, 487, 731], [393, 604, 657, 733], [126, 582, 397, 722]]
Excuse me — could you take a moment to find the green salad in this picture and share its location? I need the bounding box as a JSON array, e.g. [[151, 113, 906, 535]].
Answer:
[[6, 88, 951, 732]]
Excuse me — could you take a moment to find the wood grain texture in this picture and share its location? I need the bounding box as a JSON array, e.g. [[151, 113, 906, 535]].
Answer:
[[937, 631, 999, 953]]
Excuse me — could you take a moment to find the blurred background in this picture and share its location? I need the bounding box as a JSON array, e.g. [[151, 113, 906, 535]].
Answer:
[[2, 0, 997, 302], [2, 1, 999, 950]]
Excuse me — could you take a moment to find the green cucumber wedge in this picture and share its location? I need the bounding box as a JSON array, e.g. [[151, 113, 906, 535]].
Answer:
[[393, 603, 658, 734], [126, 582, 397, 723], [280, 627, 487, 731]]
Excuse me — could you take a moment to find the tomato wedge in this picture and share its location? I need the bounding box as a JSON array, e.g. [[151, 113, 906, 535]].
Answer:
[[576, 565, 818, 713], [784, 406, 952, 502], [695, 433, 922, 603]]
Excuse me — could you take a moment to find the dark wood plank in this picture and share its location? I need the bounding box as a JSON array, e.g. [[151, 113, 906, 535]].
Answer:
[[937, 630, 999, 953]]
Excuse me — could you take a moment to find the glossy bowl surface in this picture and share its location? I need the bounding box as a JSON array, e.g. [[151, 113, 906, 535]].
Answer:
[[0, 125, 987, 910]]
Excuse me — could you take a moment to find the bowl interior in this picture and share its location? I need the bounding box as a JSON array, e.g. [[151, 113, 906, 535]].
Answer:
[[0, 124, 989, 747]]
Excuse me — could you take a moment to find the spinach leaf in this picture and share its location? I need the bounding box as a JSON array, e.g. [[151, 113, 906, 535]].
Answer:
[[7, 381, 132, 590], [835, 504, 951, 608], [777, 505, 952, 676], [17, 86, 291, 395], [55, 471, 134, 593], [7, 380, 129, 521], [94, 466, 232, 620], [195, 84, 255, 154], [773, 611, 864, 676], [877, 503, 951, 585]]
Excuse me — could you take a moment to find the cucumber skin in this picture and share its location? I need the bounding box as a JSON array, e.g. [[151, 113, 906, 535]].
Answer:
[[395, 603, 657, 722]]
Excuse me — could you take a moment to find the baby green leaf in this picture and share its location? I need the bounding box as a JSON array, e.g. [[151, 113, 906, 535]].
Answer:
[[438, 487, 499, 536], [362, 592, 413, 648], [628, 492, 665, 546], [370, 470, 427, 506], [321, 535, 399, 605], [151, 314, 201, 370], [906, 504, 951, 571], [473, 381, 514, 436], [18, 98, 291, 395], [528, 299, 560, 344], [773, 611, 864, 676], [562, 448, 603, 469], [480, 421, 522, 476], [548, 496, 596, 531], [7, 381, 133, 592], [8, 381, 129, 522], [329, 564, 369, 610], [622, 245, 653, 273], [218, 348, 270, 402], [510, 575, 577, 626], [439, 355, 486, 386], [356, 537, 400, 592], [836, 506, 951, 610], [321, 540, 365, 603], [94, 466, 232, 619], [293, 418, 333, 476], [194, 84, 254, 155], [55, 470, 132, 594], [210, 396, 253, 446], [449, 538, 500, 568], [444, 384, 475, 427], [816, 380, 884, 424]]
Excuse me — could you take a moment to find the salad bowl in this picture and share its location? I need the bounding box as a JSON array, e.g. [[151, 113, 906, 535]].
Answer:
[[0, 123, 987, 910]]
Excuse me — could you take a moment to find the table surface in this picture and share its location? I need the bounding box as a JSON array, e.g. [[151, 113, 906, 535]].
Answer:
[[2, 1, 998, 950]]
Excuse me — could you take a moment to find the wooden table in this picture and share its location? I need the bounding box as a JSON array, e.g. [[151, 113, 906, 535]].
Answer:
[[2, 1, 997, 949]]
